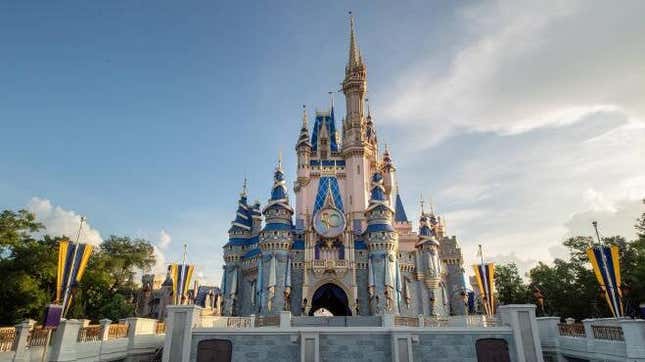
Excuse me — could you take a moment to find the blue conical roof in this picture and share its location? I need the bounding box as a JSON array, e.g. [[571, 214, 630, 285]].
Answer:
[[228, 182, 252, 233], [394, 193, 409, 223]]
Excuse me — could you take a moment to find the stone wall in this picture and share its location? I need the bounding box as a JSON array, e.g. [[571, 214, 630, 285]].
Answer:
[[413, 333, 515, 362], [190, 333, 298, 362], [319, 333, 391, 361], [189, 328, 516, 362]]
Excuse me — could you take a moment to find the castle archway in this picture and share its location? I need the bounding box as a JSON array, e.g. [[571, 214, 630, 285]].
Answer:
[[309, 283, 352, 316]]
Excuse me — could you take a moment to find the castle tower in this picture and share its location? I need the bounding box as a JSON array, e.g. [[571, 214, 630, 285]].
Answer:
[[159, 269, 174, 320], [221, 180, 252, 316], [258, 158, 294, 315], [416, 209, 446, 316], [342, 14, 376, 229], [294, 106, 312, 227], [365, 171, 400, 315], [381, 145, 395, 203]]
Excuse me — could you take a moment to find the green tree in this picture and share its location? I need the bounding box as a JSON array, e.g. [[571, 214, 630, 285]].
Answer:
[[0, 208, 156, 324], [0, 210, 58, 324], [494, 263, 530, 305], [69, 235, 155, 321]]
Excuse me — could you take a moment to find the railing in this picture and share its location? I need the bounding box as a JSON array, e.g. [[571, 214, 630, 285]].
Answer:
[[78, 325, 102, 342], [558, 323, 586, 337], [226, 317, 254, 328], [0, 327, 16, 352], [155, 321, 166, 335], [107, 323, 129, 340], [255, 315, 280, 327], [592, 325, 624, 341], [394, 316, 419, 327], [27, 327, 50, 347], [465, 315, 497, 327], [424, 317, 449, 327]]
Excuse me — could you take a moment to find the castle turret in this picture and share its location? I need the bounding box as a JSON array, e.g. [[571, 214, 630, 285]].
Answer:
[[416, 206, 447, 316], [365, 171, 400, 314], [222, 180, 253, 315], [251, 200, 263, 235], [381, 145, 395, 201], [158, 268, 174, 320], [259, 158, 294, 315], [295, 106, 312, 226]]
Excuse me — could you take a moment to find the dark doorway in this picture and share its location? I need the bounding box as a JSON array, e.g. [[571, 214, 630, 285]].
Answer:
[[475, 338, 511, 362], [197, 339, 232, 362], [309, 283, 352, 316]]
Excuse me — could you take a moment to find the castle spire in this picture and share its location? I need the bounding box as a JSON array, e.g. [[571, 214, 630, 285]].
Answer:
[[277, 151, 283, 171], [342, 12, 368, 150], [348, 11, 362, 69], [296, 105, 312, 150], [302, 104, 308, 128], [241, 177, 248, 197]]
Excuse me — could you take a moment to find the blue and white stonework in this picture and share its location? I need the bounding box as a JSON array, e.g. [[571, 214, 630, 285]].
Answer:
[[220, 17, 468, 318]]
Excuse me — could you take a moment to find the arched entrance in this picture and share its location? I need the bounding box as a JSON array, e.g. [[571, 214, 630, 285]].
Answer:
[[309, 283, 352, 316]]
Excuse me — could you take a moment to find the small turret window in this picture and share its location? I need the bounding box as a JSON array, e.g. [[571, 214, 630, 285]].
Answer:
[[357, 165, 360, 174]]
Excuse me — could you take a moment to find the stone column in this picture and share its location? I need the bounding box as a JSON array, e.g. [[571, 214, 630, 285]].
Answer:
[[581, 319, 595, 352], [280, 311, 292, 328], [535, 317, 560, 351], [382, 313, 395, 328], [49, 319, 82, 362], [619, 319, 645, 360], [162, 305, 201, 362], [126, 317, 158, 362], [97, 319, 112, 362], [98, 319, 112, 341], [498, 304, 544, 362], [12, 319, 35, 362]]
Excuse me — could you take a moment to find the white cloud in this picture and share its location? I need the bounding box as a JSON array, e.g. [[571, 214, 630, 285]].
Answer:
[[27, 197, 103, 245], [564, 198, 643, 241], [380, 0, 645, 147], [151, 245, 167, 274], [488, 253, 539, 279], [159, 229, 172, 249]]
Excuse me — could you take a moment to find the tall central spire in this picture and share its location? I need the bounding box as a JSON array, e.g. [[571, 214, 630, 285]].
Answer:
[[348, 12, 362, 69], [342, 12, 368, 150]]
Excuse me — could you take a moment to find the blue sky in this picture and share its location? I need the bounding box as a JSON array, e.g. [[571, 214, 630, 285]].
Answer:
[[2, 1, 644, 284]]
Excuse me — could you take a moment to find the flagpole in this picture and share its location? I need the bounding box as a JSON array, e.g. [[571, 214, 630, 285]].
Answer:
[[179, 243, 188, 305], [62, 216, 85, 317], [592, 221, 620, 317], [478, 244, 491, 316]]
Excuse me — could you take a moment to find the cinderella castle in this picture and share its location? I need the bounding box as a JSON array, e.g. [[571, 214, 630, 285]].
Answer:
[[220, 16, 468, 318]]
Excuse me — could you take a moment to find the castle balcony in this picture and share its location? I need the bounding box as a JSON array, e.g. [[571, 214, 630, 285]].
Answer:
[[311, 258, 349, 276]]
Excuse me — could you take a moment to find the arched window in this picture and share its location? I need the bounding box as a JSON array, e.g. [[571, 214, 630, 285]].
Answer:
[[357, 165, 360, 174]]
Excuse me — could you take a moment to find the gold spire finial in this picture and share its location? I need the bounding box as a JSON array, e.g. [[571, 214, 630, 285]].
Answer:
[[302, 104, 308, 128], [429, 195, 434, 214], [420, 193, 425, 215], [241, 177, 248, 197], [277, 151, 283, 170]]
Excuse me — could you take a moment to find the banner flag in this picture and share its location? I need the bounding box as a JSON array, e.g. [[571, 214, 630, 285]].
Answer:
[[170, 263, 195, 304], [587, 245, 623, 317], [56, 240, 93, 309], [473, 263, 496, 316]]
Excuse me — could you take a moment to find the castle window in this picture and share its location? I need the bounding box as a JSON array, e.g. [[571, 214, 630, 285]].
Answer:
[[357, 165, 360, 174]]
